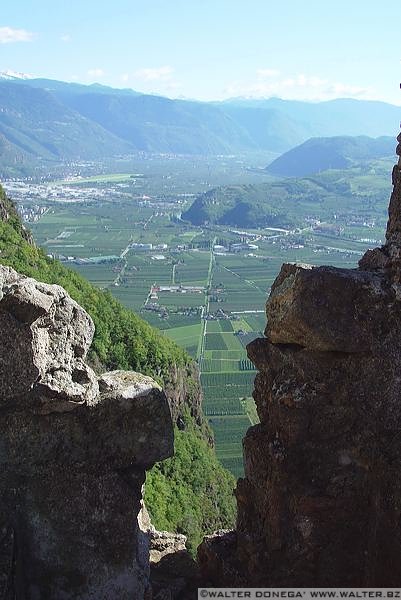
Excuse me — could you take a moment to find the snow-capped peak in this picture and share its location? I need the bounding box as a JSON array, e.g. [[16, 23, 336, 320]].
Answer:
[[0, 70, 34, 81]]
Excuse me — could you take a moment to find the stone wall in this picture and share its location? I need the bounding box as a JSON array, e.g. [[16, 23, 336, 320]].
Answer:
[[0, 265, 174, 599]]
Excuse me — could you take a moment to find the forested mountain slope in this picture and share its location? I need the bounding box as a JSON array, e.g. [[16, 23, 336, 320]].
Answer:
[[0, 185, 236, 551], [0, 77, 400, 177], [265, 135, 394, 177]]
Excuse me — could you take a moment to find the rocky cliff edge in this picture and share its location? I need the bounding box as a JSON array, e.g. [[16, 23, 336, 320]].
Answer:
[[0, 265, 174, 599], [199, 134, 401, 586]]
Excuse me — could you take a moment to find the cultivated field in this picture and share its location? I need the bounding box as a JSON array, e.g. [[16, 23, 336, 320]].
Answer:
[[24, 155, 390, 477]]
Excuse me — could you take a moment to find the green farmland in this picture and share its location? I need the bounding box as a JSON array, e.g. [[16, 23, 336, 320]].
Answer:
[[31, 200, 265, 476], [24, 156, 390, 478], [30, 199, 384, 477]]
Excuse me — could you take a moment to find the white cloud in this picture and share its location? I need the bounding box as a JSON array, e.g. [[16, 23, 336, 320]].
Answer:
[[327, 82, 370, 97], [134, 66, 173, 82], [224, 69, 375, 102], [60, 34, 71, 43], [121, 73, 130, 83], [0, 26, 34, 44], [257, 68, 280, 78], [131, 66, 182, 97], [87, 68, 104, 78]]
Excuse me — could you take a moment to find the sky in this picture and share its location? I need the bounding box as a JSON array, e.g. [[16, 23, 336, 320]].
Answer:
[[1, 0, 401, 104]]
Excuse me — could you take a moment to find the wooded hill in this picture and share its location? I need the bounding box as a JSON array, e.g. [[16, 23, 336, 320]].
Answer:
[[182, 159, 391, 229]]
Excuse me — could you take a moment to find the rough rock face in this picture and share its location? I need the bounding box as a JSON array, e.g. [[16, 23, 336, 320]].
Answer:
[[199, 135, 401, 586], [198, 530, 244, 586], [139, 505, 199, 599], [0, 265, 98, 411], [164, 362, 204, 430], [0, 192, 34, 244], [0, 198, 9, 222], [0, 266, 174, 599]]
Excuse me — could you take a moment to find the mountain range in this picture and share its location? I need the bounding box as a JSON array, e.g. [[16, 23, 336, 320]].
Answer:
[[0, 75, 400, 176], [265, 135, 395, 177]]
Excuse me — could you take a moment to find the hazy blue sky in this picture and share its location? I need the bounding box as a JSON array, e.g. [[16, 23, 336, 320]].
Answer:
[[1, 0, 401, 104]]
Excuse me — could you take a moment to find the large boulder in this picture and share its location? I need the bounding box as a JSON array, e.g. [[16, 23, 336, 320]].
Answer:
[[266, 263, 390, 352]]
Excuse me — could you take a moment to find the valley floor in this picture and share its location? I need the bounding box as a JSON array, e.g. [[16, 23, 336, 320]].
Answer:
[[4, 157, 389, 476]]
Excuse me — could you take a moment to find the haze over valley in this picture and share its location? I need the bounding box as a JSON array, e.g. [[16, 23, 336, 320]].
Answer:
[[1, 83, 395, 474], [2, 3, 401, 590]]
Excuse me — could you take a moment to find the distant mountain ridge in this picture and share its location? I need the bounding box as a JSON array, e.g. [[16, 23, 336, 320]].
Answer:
[[0, 82, 134, 165], [0, 76, 400, 177], [265, 135, 395, 177], [56, 90, 255, 155], [217, 96, 401, 139]]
